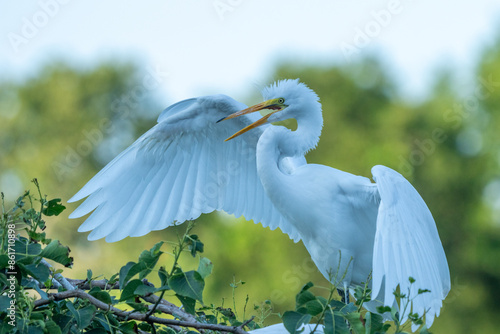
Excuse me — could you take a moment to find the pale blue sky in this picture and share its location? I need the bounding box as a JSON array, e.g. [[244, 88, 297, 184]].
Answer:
[[1, 0, 500, 104]]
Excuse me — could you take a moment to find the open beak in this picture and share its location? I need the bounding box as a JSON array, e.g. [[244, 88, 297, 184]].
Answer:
[[217, 99, 287, 141]]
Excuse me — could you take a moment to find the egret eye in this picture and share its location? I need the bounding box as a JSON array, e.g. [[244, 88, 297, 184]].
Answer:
[[278, 98, 285, 104]]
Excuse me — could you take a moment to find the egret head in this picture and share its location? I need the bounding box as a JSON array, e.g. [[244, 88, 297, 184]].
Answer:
[[218, 79, 321, 141]]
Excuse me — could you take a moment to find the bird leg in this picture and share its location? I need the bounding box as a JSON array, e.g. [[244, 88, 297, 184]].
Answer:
[[337, 287, 350, 304]]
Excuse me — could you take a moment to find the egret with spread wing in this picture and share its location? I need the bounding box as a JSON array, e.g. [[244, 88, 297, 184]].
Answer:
[[69, 79, 450, 328]]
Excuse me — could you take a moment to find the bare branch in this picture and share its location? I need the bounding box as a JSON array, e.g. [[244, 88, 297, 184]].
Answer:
[[141, 294, 199, 323], [34, 290, 248, 334], [239, 316, 255, 330], [67, 278, 120, 290]]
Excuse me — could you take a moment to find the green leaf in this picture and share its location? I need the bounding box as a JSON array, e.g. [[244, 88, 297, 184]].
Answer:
[[24, 279, 48, 300], [339, 302, 357, 314], [176, 294, 196, 314], [342, 312, 365, 334], [0, 273, 8, 289], [282, 310, 312, 334], [119, 261, 136, 288], [122, 262, 148, 285], [158, 266, 168, 287], [126, 302, 149, 313], [85, 329, 109, 334], [87, 269, 93, 282], [14, 239, 42, 257], [300, 281, 314, 292], [364, 312, 386, 334], [390, 307, 400, 324], [134, 283, 157, 296], [376, 306, 392, 314], [168, 270, 204, 303], [53, 313, 73, 333], [187, 234, 204, 257], [26, 230, 49, 244], [197, 257, 213, 279], [75, 305, 96, 329], [120, 279, 143, 301], [0, 255, 9, 270], [138, 323, 153, 332], [39, 240, 73, 267], [94, 313, 116, 331], [323, 307, 335, 334], [120, 242, 164, 287], [333, 312, 350, 334], [44, 321, 62, 334], [26, 325, 43, 334], [329, 299, 347, 311], [303, 299, 324, 316], [118, 321, 138, 334], [296, 290, 316, 307], [89, 287, 112, 304], [137, 241, 164, 278], [24, 262, 50, 282], [42, 198, 66, 216], [0, 295, 11, 311], [30, 312, 45, 321]]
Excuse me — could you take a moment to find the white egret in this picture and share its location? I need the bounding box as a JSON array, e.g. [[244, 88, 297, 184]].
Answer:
[[250, 323, 324, 334], [69, 79, 450, 329]]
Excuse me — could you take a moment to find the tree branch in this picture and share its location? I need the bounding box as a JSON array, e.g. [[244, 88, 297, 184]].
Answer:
[[141, 294, 199, 324], [34, 290, 248, 334], [30, 275, 201, 325], [41, 259, 75, 291]]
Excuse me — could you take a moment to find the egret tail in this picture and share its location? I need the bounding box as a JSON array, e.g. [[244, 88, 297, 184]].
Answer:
[[371, 165, 450, 329]]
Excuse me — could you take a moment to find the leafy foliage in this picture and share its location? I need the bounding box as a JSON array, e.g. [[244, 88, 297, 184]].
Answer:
[[0, 181, 265, 333], [1, 181, 433, 333], [281, 278, 430, 334]]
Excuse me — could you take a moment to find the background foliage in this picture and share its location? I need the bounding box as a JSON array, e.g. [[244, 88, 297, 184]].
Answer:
[[2, 37, 500, 333]]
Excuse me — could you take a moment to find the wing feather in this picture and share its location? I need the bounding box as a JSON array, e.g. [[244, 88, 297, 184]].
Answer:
[[371, 165, 450, 329], [69, 95, 301, 242]]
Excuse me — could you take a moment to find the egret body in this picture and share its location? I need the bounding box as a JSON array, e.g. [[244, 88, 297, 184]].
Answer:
[[69, 79, 450, 328]]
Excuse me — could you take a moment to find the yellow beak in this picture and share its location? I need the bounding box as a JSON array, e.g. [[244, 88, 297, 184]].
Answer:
[[217, 99, 287, 141]]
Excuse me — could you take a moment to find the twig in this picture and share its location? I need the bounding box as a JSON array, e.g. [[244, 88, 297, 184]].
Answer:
[[68, 278, 121, 290], [41, 259, 75, 291], [31, 278, 120, 290], [33, 290, 248, 334], [239, 316, 255, 330], [28, 277, 61, 290], [141, 294, 199, 323]]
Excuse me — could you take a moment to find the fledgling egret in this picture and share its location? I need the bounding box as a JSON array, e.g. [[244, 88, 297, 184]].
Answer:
[[69, 79, 450, 329]]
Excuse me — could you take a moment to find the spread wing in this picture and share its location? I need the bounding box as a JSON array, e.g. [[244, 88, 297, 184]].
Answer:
[[68, 94, 303, 242], [370, 165, 450, 329]]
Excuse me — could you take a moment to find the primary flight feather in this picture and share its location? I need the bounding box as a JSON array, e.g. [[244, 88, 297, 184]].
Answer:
[[69, 79, 450, 328]]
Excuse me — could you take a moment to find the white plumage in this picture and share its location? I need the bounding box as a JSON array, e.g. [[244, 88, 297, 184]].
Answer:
[[250, 323, 324, 334], [69, 79, 450, 329]]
